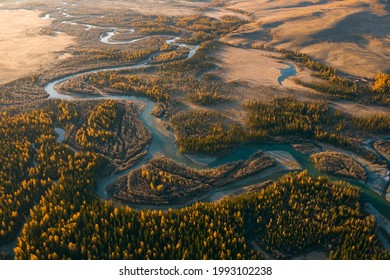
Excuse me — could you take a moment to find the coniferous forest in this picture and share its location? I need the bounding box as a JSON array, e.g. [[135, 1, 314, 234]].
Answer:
[[0, 102, 388, 260], [0, 0, 389, 261]]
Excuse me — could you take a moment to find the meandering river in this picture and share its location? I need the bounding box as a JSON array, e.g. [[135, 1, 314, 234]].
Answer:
[[42, 14, 390, 217], [1, 9, 389, 258]]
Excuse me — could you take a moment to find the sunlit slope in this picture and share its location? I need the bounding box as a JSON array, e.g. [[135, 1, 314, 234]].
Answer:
[[223, 0, 390, 78]]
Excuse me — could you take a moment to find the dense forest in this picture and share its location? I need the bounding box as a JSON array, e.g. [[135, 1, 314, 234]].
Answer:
[[310, 151, 367, 181], [0, 108, 105, 252], [171, 110, 246, 154], [1, 105, 388, 260], [108, 153, 275, 205], [1, 6, 389, 261], [46, 100, 151, 172], [12, 166, 389, 260], [171, 96, 390, 155]]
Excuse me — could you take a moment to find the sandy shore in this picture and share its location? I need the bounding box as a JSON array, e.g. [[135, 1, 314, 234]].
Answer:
[[153, 118, 172, 138], [292, 143, 321, 155], [265, 150, 302, 170], [183, 154, 218, 167], [0, 9, 74, 85]]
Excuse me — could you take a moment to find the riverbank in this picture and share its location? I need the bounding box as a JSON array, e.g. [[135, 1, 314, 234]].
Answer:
[[366, 203, 390, 251], [43, 50, 390, 223], [30, 3, 390, 218]]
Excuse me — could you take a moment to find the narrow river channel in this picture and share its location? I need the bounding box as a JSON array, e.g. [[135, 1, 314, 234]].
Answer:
[[41, 13, 390, 216]]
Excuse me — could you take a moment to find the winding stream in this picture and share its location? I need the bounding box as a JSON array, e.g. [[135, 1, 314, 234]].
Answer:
[[41, 12, 390, 217], [2, 4, 388, 258], [1, 7, 390, 258]]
